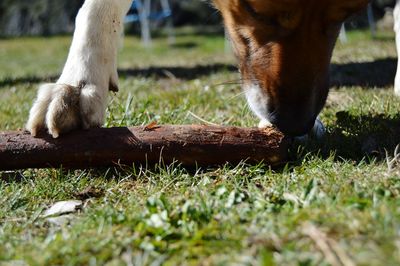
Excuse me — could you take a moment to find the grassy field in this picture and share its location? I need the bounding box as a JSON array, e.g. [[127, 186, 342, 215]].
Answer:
[[1, 29, 400, 265]]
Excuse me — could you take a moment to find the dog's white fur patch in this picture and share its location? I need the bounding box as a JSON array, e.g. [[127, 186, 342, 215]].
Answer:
[[244, 83, 272, 128]]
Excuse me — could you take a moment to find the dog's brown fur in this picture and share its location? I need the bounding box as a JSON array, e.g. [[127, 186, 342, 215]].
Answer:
[[214, 0, 369, 135]]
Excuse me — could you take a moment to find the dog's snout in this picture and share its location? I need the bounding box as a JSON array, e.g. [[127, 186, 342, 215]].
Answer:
[[269, 111, 315, 136]]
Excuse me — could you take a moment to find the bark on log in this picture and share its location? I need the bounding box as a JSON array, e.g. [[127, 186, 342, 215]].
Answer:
[[0, 125, 291, 170]]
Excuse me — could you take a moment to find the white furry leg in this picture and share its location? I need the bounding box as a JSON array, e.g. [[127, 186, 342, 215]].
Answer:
[[26, 0, 132, 138], [394, 0, 400, 96]]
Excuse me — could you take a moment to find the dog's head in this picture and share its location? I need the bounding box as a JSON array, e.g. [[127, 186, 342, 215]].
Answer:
[[214, 0, 369, 136]]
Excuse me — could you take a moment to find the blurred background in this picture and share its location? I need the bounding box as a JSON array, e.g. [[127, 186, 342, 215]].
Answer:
[[0, 0, 397, 37], [0, 0, 220, 36]]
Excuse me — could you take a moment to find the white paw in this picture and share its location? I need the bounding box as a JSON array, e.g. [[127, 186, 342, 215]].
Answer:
[[258, 119, 273, 129], [294, 118, 326, 142], [26, 82, 107, 138], [310, 118, 326, 139]]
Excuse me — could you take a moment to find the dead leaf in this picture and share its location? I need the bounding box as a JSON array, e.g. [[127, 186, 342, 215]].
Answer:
[[144, 121, 161, 131]]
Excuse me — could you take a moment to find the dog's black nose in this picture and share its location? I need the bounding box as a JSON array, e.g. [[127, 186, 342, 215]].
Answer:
[[270, 113, 315, 136]]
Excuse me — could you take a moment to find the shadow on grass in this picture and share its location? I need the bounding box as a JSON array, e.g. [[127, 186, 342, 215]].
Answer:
[[372, 35, 396, 42], [0, 64, 238, 88], [0, 75, 58, 88], [170, 42, 199, 49], [296, 111, 400, 163], [1, 58, 396, 89], [118, 64, 237, 80], [330, 57, 397, 88], [141, 26, 225, 38]]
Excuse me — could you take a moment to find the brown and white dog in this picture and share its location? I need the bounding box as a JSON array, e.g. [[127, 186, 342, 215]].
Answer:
[[27, 0, 392, 139]]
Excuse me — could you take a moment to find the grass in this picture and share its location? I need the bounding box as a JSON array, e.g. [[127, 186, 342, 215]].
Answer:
[[1, 29, 400, 265]]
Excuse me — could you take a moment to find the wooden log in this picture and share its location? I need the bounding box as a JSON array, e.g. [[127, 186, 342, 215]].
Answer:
[[0, 125, 290, 170]]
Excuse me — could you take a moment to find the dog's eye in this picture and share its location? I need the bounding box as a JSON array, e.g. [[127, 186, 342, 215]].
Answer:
[[240, 0, 258, 16], [240, 0, 279, 27], [277, 12, 301, 30]]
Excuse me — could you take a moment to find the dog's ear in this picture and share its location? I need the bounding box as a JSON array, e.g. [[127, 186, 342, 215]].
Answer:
[[328, 0, 370, 23]]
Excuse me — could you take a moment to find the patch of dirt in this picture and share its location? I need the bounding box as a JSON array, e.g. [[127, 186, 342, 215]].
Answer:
[[74, 186, 104, 200]]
